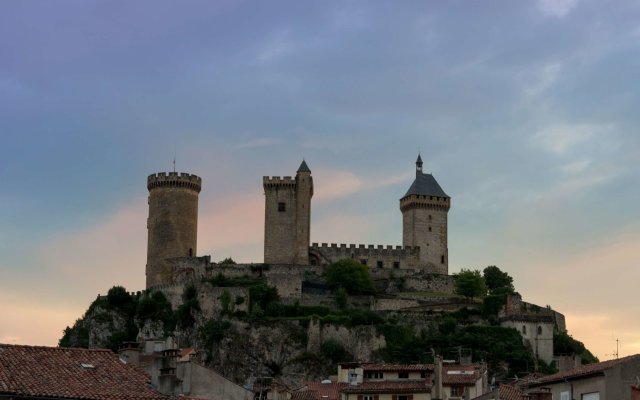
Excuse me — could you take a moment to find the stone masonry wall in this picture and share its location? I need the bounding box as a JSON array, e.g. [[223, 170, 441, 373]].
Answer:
[[146, 173, 201, 288], [310, 243, 421, 270], [263, 177, 298, 265]]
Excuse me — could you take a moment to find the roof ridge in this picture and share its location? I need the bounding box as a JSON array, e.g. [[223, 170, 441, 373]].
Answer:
[[1, 343, 114, 353]]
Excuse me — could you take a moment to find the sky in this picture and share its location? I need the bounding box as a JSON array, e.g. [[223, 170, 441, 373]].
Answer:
[[1, 0, 639, 362]]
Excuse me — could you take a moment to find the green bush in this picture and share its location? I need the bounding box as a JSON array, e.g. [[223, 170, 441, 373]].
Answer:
[[176, 285, 200, 329], [136, 291, 175, 334], [325, 259, 375, 295], [454, 269, 486, 299]]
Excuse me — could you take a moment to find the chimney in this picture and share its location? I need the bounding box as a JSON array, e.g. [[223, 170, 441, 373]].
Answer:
[[433, 355, 443, 400]]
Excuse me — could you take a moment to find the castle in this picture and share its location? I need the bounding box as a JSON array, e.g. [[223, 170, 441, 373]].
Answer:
[[141, 157, 561, 366], [145, 156, 450, 288]]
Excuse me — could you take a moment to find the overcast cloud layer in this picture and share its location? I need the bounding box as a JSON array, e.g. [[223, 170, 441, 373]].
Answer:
[[1, 0, 640, 360]]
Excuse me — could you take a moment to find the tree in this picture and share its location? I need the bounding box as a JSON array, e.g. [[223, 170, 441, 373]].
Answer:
[[325, 259, 375, 295], [483, 266, 514, 293], [454, 269, 486, 299]]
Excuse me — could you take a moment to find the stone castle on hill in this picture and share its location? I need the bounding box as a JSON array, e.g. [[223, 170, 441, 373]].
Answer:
[[145, 156, 450, 288], [140, 156, 565, 367]]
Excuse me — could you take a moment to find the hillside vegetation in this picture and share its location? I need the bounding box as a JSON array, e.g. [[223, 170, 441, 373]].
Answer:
[[60, 261, 597, 383]]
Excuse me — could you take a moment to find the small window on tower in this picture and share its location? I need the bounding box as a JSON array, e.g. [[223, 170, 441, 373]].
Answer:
[[429, 226, 432, 232], [429, 214, 432, 220], [441, 255, 445, 264], [377, 261, 383, 268], [393, 261, 400, 269], [278, 202, 286, 212]]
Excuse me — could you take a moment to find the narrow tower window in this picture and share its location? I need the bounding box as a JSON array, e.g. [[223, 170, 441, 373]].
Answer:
[[522, 325, 527, 334], [189, 248, 193, 257], [278, 202, 286, 212], [441, 255, 445, 264], [537, 326, 543, 335]]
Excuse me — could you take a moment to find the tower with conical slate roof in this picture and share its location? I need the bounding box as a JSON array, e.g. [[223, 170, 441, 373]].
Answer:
[[400, 155, 450, 274], [263, 160, 313, 265]]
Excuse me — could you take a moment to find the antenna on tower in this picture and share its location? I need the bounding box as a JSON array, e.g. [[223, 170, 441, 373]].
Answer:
[[173, 146, 177, 173]]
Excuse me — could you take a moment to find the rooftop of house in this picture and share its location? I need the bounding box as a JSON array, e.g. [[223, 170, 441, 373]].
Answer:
[[297, 381, 348, 400], [530, 354, 640, 385], [361, 363, 434, 372], [342, 380, 431, 394], [0, 343, 170, 400], [443, 364, 483, 386]]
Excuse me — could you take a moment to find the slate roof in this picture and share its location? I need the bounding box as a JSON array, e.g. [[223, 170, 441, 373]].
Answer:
[[297, 159, 311, 173], [531, 354, 640, 385], [402, 172, 449, 198], [0, 344, 170, 400], [342, 380, 430, 394]]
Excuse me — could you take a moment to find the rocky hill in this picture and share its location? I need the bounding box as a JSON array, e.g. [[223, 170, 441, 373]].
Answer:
[[60, 262, 597, 387]]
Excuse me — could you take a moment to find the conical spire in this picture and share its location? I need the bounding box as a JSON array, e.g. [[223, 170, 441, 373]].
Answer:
[[297, 159, 311, 173], [416, 154, 423, 174]]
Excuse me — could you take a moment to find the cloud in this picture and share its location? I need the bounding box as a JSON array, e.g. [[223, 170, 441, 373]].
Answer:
[[0, 197, 149, 345], [312, 213, 380, 245], [197, 191, 264, 262], [257, 29, 295, 63], [536, 0, 579, 18], [521, 62, 563, 98], [515, 227, 640, 359], [235, 137, 280, 149], [313, 168, 411, 202], [533, 123, 613, 155]]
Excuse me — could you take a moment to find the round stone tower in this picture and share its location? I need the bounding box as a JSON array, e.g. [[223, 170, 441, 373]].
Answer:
[[400, 155, 450, 274], [146, 172, 202, 288]]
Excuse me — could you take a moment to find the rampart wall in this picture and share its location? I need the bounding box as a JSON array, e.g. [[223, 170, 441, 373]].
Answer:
[[310, 243, 422, 270]]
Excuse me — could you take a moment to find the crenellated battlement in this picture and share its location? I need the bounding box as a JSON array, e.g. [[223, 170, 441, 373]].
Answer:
[[400, 194, 450, 212], [147, 172, 202, 192], [311, 242, 420, 256], [263, 176, 297, 188]]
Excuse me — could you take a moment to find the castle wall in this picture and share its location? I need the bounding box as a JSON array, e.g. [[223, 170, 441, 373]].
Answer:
[[310, 243, 422, 270], [403, 273, 454, 293], [500, 316, 554, 364], [146, 172, 201, 288]]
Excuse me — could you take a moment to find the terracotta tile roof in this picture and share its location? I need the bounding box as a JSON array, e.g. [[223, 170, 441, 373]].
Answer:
[[0, 344, 170, 400], [305, 381, 348, 400], [292, 390, 318, 400], [442, 364, 482, 386], [361, 364, 434, 372], [498, 384, 527, 400], [532, 354, 640, 385], [342, 380, 431, 394]]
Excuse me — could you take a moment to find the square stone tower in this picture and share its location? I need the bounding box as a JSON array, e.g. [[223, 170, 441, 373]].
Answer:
[[400, 155, 450, 274], [263, 160, 313, 265]]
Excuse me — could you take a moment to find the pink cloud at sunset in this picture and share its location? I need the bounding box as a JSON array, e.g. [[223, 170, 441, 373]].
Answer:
[[515, 227, 640, 359]]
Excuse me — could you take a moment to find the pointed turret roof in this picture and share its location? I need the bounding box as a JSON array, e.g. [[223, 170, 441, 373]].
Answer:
[[297, 159, 311, 173], [403, 173, 449, 198], [402, 155, 449, 198]]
